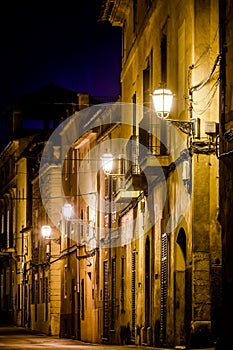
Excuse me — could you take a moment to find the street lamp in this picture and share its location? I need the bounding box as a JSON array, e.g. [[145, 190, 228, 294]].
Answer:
[[152, 88, 194, 136], [101, 152, 114, 175], [152, 89, 173, 119], [62, 202, 73, 220], [151, 88, 218, 155], [41, 225, 52, 238], [41, 225, 61, 261]]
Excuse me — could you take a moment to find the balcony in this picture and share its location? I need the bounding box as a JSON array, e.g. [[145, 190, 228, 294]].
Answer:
[[139, 149, 170, 176], [114, 164, 147, 203], [139, 125, 170, 176]]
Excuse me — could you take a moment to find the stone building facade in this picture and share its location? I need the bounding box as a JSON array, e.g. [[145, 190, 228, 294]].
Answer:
[[0, 83, 78, 332], [218, 0, 233, 348], [1, 1, 229, 349], [94, 0, 222, 347]]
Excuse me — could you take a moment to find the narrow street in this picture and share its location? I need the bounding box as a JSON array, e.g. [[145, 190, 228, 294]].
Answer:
[[0, 324, 166, 349], [0, 325, 215, 350]]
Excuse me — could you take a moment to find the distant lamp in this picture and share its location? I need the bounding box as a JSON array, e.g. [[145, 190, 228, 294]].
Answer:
[[41, 225, 52, 238], [152, 88, 173, 119], [101, 153, 114, 174], [62, 202, 73, 220]]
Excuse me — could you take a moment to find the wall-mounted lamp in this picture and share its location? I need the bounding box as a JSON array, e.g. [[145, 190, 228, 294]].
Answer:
[[41, 224, 61, 245], [41, 225, 52, 238], [152, 88, 194, 135], [101, 152, 114, 174], [152, 88, 173, 119], [62, 202, 73, 220]]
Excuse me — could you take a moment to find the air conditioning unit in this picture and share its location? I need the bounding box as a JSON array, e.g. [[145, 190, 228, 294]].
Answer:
[[205, 121, 217, 134]]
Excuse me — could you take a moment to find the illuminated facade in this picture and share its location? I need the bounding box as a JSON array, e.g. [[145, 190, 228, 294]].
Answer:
[[218, 0, 233, 347], [0, 83, 78, 332], [0, 1, 229, 349], [94, 0, 221, 347]]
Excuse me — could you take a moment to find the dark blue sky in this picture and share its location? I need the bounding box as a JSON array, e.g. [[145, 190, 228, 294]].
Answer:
[[0, 1, 122, 108]]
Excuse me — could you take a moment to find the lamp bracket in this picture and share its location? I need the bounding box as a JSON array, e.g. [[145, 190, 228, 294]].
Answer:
[[168, 120, 194, 135], [45, 237, 61, 244]]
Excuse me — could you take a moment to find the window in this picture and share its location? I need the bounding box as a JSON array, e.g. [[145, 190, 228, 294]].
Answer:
[[131, 250, 136, 339], [132, 93, 136, 136], [161, 34, 167, 84], [45, 277, 49, 322], [145, 236, 151, 326], [160, 232, 168, 345], [1, 214, 4, 234], [40, 275, 43, 304], [1, 274, 4, 309], [81, 278, 85, 320], [121, 257, 125, 311], [72, 149, 76, 174], [111, 258, 116, 329], [86, 206, 89, 237], [143, 66, 150, 106], [17, 284, 21, 310], [64, 265, 68, 299], [6, 210, 9, 248], [13, 207, 16, 247], [80, 209, 84, 238], [103, 260, 109, 337], [104, 177, 110, 227]]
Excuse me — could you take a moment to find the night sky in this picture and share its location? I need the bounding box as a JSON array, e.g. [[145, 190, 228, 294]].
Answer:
[[0, 1, 122, 108]]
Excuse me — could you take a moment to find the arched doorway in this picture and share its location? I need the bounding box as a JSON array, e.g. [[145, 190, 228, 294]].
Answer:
[[175, 228, 186, 346]]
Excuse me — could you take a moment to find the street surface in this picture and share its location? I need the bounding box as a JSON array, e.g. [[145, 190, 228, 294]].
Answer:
[[0, 325, 168, 349], [0, 325, 214, 350]]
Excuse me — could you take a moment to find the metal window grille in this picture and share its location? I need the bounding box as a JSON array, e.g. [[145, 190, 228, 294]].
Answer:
[[104, 177, 110, 227]]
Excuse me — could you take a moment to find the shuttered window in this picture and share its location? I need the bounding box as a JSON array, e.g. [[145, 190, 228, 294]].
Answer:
[[86, 206, 89, 237], [80, 209, 84, 238], [145, 236, 150, 326], [81, 278, 85, 320], [121, 257, 125, 311], [160, 232, 168, 345], [132, 250, 136, 339], [103, 260, 109, 338], [45, 277, 49, 322], [104, 177, 110, 227], [111, 258, 116, 329]]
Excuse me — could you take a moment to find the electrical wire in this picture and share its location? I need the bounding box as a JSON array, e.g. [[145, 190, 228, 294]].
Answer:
[[190, 54, 221, 92], [192, 25, 220, 69], [192, 78, 220, 115]]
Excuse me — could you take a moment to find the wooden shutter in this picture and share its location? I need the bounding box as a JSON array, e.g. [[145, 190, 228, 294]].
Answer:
[[160, 232, 168, 345], [132, 250, 136, 339], [103, 260, 109, 338]]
